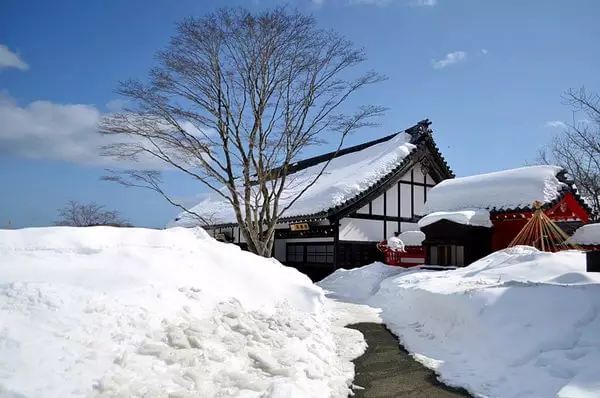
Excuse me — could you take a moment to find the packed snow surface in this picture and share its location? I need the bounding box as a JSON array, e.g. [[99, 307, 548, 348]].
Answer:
[[424, 165, 567, 213], [0, 227, 356, 398], [569, 223, 600, 245], [320, 248, 600, 398], [418, 209, 492, 228], [172, 133, 416, 226]]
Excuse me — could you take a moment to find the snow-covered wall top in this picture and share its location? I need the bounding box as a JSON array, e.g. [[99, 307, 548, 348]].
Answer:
[[423, 165, 567, 214], [569, 223, 600, 245], [397, 230, 425, 246], [172, 133, 416, 226], [418, 209, 492, 228]]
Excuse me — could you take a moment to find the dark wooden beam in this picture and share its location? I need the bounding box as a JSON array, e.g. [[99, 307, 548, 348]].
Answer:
[[383, 190, 387, 238], [346, 213, 419, 223], [410, 169, 415, 218]]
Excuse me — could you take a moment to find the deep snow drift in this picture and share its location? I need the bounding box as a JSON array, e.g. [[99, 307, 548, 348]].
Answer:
[[0, 227, 356, 398], [319, 248, 600, 398]]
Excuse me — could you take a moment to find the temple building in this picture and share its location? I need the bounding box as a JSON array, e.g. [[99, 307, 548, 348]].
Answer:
[[418, 166, 592, 266], [170, 120, 453, 280]]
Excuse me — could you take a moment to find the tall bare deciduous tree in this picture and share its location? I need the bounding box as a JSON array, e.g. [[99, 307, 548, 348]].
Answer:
[[539, 87, 600, 218], [100, 8, 385, 256], [55, 200, 130, 227]]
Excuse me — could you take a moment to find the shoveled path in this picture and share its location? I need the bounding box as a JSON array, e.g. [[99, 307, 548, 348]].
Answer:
[[347, 323, 471, 398]]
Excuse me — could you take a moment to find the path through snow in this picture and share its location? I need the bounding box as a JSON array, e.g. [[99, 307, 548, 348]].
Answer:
[[326, 298, 471, 397]]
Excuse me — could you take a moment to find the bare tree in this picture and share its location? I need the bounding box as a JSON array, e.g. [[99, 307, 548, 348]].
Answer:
[[55, 200, 130, 227], [538, 87, 600, 218], [100, 8, 385, 256]]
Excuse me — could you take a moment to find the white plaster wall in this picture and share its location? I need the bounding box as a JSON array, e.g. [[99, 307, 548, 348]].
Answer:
[[414, 186, 425, 216], [400, 222, 419, 232], [400, 169, 412, 182], [356, 203, 370, 214], [386, 221, 399, 238], [413, 166, 426, 184], [386, 186, 398, 216], [400, 184, 412, 217], [371, 195, 384, 215], [339, 218, 383, 241]]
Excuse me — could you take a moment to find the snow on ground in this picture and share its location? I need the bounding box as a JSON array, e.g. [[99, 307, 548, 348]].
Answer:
[[172, 133, 416, 226], [318, 262, 411, 303], [319, 248, 600, 398], [0, 227, 358, 398], [418, 209, 492, 228], [424, 165, 567, 213]]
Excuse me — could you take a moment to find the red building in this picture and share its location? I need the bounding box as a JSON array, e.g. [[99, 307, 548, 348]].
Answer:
[[418, 166, 592, 266], [490, 191, 591, 251]]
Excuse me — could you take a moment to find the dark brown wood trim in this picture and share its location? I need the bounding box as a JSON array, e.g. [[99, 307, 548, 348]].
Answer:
[[383, 190, 387, 238], [346, 213, 419, 223], [333, 221, 339, 269], [410, 169, 415, 217], [399, 180, 436, 188], [397, 181, 401, 233]]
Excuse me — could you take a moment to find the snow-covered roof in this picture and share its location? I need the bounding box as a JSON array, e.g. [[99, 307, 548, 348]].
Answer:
[[174, 132, 415, 226], [569, 223, 600, 245], [424, 165, 570, 214], [418, 209, 492, 229], [172, 120, 455, 227]]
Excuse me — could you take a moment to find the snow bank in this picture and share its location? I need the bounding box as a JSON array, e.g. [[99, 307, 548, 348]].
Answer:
[[418, 209, 492, 228], [172, 133, 416, 226], [0, 227, 354, 398], [323, 247, 600, 398], [318, 262, 414, 302], [570, 223, 600, 245], [424, 165, 567, 213]]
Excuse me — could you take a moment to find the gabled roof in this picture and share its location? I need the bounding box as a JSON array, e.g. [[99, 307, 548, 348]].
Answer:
[[423, 165, 592, 215], [171, 120, 454, 227]]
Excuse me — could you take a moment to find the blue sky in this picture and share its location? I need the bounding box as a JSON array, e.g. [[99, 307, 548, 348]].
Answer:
[[1, 0, 598, 228]]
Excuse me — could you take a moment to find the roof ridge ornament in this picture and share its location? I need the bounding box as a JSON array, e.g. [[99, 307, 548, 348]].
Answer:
[[405, 119, 432, 140]]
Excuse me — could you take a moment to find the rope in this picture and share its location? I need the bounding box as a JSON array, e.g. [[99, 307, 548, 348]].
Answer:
[[508, 201, 581, 251]]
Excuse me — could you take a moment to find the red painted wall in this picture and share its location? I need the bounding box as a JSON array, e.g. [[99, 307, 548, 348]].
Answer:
[[491, 192, 590, 251]]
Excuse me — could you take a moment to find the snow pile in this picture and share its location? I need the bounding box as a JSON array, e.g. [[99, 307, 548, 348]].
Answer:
[[424, 165, 567, 213], [418, 209, 492, 228], [322, 247, 600, 398], [387, 236, 405, 250], [173, 133, 416, 226], [318, 262, 411, 303], [0, 227, 355, 398], [569, 223, 600, 245], [396, 230, 425, 246]]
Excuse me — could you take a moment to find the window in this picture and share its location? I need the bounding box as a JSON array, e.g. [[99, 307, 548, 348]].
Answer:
[[286, 243, 334, 264], [430, 245, 465, 266], [306, 244, 334, 263], [286, 244, 305, 263]]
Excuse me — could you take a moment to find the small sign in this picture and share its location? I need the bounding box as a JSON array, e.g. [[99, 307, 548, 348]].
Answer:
[[290, 223, 310, 231]]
